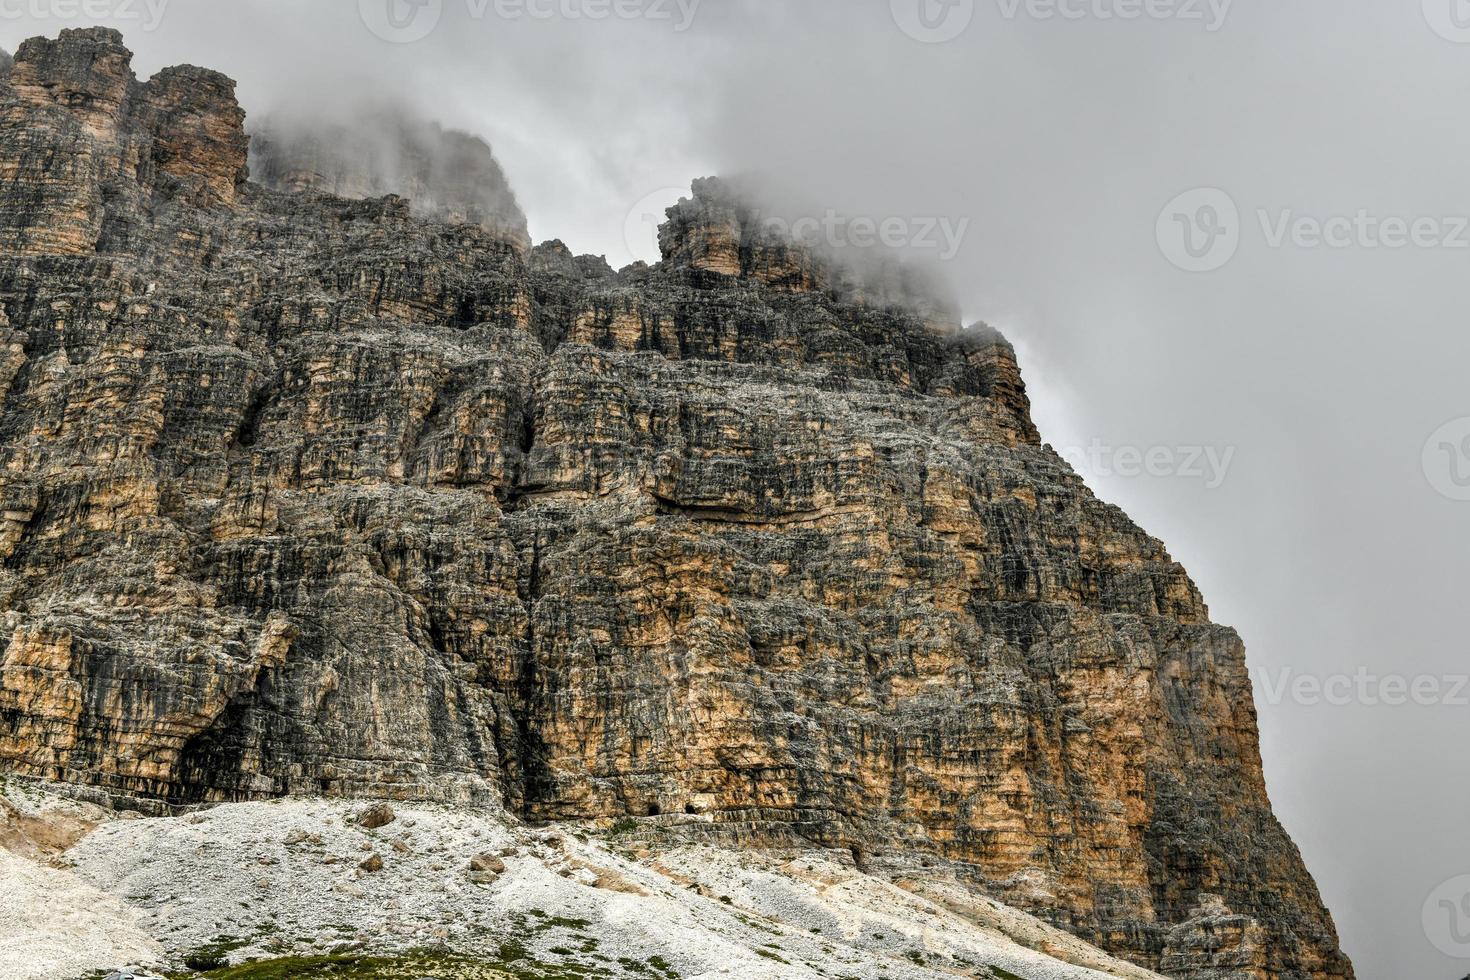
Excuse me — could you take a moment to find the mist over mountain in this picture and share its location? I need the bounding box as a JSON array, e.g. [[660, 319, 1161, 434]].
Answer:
[[0, 3, 1461, 979], [250, 107, 530, 249]]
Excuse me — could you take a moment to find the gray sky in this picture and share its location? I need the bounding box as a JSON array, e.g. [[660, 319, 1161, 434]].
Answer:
[[3, 2, 1465, 976]]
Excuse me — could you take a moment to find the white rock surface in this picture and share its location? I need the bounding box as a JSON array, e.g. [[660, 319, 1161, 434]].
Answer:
[[0, 783, 1167, 979], [0, 848, 161, 980]]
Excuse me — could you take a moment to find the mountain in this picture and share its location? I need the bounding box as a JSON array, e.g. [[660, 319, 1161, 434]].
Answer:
[[0, 27, 1351, 980]]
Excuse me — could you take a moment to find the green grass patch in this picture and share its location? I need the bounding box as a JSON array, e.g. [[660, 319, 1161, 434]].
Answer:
[[534, 916, 594, 932], [174, 949, 617, 980], [183, 936, 251, 971], [988, 968, 1028, 980], [606, 818, 640, 837]]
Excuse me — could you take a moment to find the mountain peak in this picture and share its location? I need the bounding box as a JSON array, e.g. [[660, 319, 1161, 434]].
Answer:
[[249, 107, 530, 251]]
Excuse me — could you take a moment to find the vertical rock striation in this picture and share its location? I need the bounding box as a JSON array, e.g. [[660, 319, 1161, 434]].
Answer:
[[0, 29, 1351, 980]]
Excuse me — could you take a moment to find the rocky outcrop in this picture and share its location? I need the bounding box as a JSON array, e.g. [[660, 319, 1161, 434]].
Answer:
[[0, 28, 248, 256], [135, 65, 249, 206], [0, 28, 1351, 980], [1161, 896, 1275, 979], [250, 108, 529, 251], [659, 175, 959, 323]]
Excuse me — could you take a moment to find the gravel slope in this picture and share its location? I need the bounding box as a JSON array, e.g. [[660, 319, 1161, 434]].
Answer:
[[0, 782, 1166, 980]]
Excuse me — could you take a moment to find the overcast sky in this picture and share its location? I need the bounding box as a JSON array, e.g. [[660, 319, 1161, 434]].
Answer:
[[3, 2, 1465, 976]]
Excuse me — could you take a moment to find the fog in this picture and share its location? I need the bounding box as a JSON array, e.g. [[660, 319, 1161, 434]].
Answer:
[[2, 2, 1465, 976]]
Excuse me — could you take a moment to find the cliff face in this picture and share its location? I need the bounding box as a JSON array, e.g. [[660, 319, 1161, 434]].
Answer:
[[0, 29, 1351, 980]]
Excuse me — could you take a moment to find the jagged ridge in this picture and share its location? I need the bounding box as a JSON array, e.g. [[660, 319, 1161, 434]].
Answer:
[[249, 108, 530, 250]]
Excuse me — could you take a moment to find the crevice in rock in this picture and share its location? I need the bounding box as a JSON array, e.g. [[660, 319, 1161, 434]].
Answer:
[[453, 296, 477, 328], [503, 375, 542, 506], [169, 686, 270, 806], [400, 384, 447, 481], [492, 525, 554, 817], [517, 397, 536, 457], [650, 492, 859, 527], [231, 384, 272, 452]]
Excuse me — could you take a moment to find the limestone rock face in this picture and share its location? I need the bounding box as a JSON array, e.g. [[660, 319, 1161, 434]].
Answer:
[[249, 109, 530, 251], [9, 28, 133, 141], [0, 28, 248, 256], [136, 65, 249, 206], [1161, 896, 1275, 979], [658, 176, 957, 324], [0, 29, 1352, 980]]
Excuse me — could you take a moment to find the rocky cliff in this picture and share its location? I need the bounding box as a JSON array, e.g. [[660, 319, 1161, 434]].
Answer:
[[248, 108, 530, 251], [0, 28, 1351, 980]]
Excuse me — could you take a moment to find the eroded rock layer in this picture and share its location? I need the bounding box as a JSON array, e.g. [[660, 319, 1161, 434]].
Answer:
[[0, 28, 1350, 980]]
